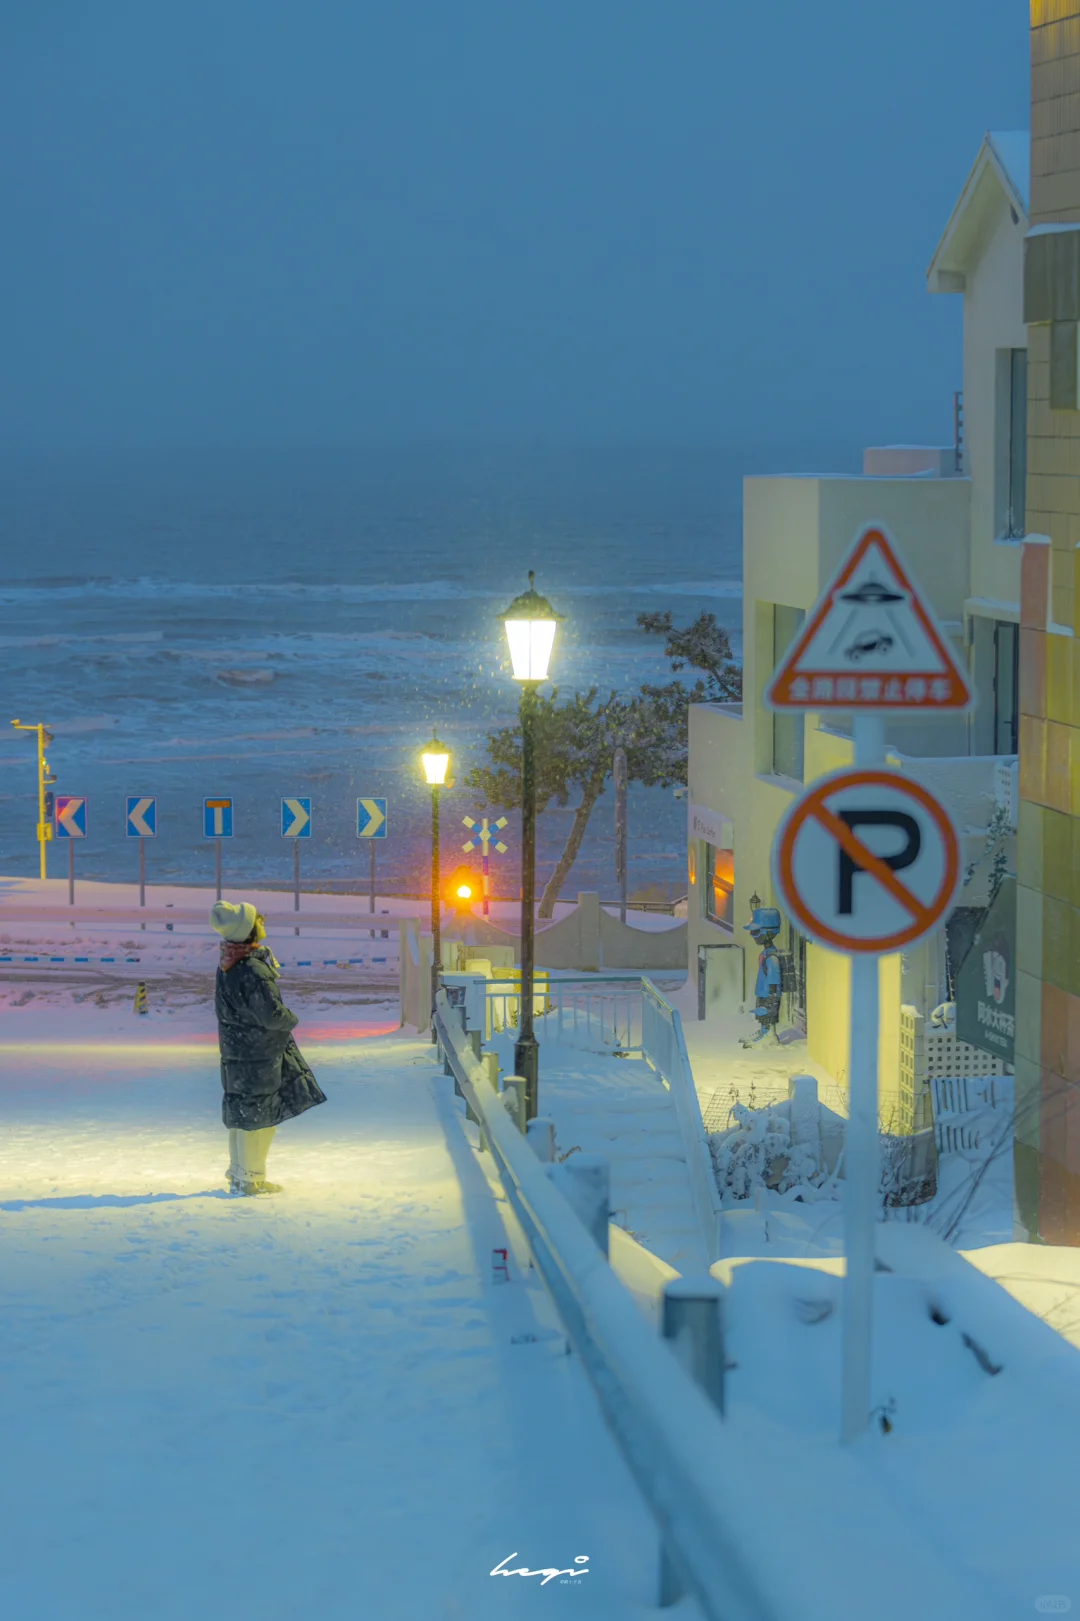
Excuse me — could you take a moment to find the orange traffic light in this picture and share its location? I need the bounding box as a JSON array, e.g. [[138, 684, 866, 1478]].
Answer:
[[445, 865, 477, 908]]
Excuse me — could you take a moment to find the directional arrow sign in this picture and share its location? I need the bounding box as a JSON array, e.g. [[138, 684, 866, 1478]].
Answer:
[[54, 795, 87, 839], [203, 798, 233, 838], [357, 798, 387, 839], [126, 796, 157, 838], [772, 767, 961, 955], [766, 525, 973, 712], [281, 797, 312, 838]]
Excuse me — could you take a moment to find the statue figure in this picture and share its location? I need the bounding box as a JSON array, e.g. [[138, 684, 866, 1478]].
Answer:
[[740, 906, 784, 1047]]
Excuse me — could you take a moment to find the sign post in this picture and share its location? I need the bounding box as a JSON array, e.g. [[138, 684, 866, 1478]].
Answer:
[[281, 799, 312, 932], [11, 721, 56, 880], [357, 798, 388, 937], [203, 798, 234, 901], [126, 797, 157, 918], [613, 749, 628, 924], [462, 815, 509, 917], [767, 523, 973, 1443], [54, 794, 87, 906]]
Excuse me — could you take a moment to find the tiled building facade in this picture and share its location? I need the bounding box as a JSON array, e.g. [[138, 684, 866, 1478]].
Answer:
[[1017, 1, 1080, 1238]]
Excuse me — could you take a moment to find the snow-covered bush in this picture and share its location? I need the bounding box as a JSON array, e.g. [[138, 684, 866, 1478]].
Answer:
[[709, 1101, 836, 1203]]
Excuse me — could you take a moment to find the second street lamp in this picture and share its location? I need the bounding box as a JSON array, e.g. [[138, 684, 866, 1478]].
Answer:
[[421, 734, 451, 1034], [499, 571, 562, 1119]]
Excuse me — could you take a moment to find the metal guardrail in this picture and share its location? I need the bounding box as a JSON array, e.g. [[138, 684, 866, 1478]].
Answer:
[[433, 987, 774, 1621], [432, 988, 998, 1621], [484, 975, 642, 1051]]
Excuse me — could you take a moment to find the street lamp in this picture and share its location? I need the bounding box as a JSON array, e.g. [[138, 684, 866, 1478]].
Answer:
[[421, 734, 451, 1034], [499, 571, 562, 1118]]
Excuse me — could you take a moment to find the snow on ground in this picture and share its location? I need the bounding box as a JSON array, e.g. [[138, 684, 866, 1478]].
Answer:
[[0, 1026, 676, 1621], [0, 873, 401, 1030], [964, 1242, 1080, 1351], [486, 1026, 707, 1274], [711, 1229, 1080, 1616]]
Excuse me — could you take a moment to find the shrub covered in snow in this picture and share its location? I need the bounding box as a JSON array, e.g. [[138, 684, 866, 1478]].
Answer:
[[709, 1101, 838, 1204]]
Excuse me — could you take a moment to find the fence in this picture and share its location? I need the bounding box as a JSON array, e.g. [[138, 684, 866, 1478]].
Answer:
[[483, 974, 643, 1052], [481, 972, 721, 1262], [930, 1072, 1012, 1158], [431, 988, 997, 1621]]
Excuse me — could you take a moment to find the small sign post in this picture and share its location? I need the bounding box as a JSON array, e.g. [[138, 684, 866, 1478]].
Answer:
[[767, 523, 973, 1444], [282, 799, 312, 931], [357, 798, 388, 935], [126, 797, 157, 915], [462, 815, 509, 917], [54, 795, 87, 906], [203, 798, 234, 901]]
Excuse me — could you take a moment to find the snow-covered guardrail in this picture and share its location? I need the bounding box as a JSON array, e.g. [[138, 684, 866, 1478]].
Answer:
[[433, 988, 999, 1621], [480, 972, 721, 1261], [641, 980, 723, 1265]]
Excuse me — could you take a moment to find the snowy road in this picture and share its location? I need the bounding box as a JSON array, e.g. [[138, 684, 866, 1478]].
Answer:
[[0, 1029, 666, 1621]]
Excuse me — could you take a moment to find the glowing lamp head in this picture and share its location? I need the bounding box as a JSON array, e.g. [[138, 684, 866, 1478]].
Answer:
[[421, 735, 451, 786], [456, 882, 473, 901], [499, 571, 563, 682]]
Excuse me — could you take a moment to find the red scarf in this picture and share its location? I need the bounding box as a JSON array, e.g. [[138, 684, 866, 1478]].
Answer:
[[220, 939, 256, 972]]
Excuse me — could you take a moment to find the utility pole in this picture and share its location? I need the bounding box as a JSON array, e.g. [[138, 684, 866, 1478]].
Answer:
[[613, 746, 628, 925], [11, 720, 55, 880]]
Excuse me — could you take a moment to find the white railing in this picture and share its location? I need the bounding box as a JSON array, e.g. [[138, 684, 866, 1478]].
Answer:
[[482, 972, 721, 1261], [484, 975, 643, 1052], [432, 989, 997, 1621], [641, 980, 724, 1264]]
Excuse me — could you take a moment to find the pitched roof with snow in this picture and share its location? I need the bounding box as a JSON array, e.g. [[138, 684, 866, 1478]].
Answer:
[[927, 130, 1029, 293]]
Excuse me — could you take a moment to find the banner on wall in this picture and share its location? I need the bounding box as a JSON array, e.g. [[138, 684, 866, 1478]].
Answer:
[[955, 876, 1016, 1065]]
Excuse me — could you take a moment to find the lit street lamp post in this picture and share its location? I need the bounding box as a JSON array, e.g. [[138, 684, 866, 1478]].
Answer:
[[499, 572, 562, 1119], [421, 734, 451, 1036]]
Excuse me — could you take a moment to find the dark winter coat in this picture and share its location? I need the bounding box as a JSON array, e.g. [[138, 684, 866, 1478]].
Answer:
[[214, 946, 327, 1130]]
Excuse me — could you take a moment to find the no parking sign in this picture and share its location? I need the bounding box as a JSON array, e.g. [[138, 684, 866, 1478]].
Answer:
[[773, 768, 962, 956]]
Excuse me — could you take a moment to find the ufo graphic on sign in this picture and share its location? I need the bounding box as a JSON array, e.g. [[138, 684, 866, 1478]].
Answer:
[[767, 525, 974, 711]]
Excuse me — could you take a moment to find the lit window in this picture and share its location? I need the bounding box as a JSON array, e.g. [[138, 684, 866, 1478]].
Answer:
[[704, 845, 734, 926]]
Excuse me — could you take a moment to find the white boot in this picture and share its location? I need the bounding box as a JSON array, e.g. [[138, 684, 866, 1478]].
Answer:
[[227, 1126, 280, 1194]]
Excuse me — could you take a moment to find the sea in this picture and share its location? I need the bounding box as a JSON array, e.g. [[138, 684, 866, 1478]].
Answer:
[[0, 439, 845, 901]]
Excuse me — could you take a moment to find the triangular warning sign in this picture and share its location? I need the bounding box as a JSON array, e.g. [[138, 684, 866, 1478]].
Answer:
[[766, 525, 973, 712]]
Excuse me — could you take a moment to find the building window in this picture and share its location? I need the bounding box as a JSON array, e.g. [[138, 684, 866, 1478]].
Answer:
[[772, 604, 805, 780], [993, 620, 1019, 755], [995, 348, 1027, 540], [704, 844, 734, 927]]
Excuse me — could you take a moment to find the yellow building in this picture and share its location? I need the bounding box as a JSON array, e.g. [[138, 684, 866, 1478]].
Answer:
[[688, 133, 1027, 1131], [1015, 1, 1080, 1242]]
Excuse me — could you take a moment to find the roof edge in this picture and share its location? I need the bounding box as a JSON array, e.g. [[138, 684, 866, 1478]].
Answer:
[[927, 131, 1029, 292]]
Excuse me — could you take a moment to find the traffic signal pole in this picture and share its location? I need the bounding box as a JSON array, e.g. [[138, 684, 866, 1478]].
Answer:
[[11, 720, 55, 880]]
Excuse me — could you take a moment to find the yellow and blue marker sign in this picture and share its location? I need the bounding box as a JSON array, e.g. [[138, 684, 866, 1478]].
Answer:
[[126, 797, 157, 838], [357, 798, 387, 839], [282, 798, 312, 838]]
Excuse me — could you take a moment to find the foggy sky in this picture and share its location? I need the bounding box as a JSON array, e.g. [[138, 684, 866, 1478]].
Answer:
[[0, 1, 1028, 457]]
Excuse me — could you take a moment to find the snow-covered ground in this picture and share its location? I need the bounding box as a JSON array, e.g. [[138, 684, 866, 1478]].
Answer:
[[486, 1028, 707, 1274], [0, 1023, 682, 1621], [710, 1227, 1080, 1616]]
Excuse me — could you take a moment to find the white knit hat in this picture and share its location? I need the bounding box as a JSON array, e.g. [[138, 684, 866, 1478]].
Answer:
[[209, 900, 258, 942]]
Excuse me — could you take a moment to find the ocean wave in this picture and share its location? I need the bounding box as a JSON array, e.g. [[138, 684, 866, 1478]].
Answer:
[[0, 574, 743, 606]]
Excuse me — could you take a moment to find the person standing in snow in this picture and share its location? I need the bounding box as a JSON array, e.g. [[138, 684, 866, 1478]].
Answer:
[[211, 900, 326, 1194]]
